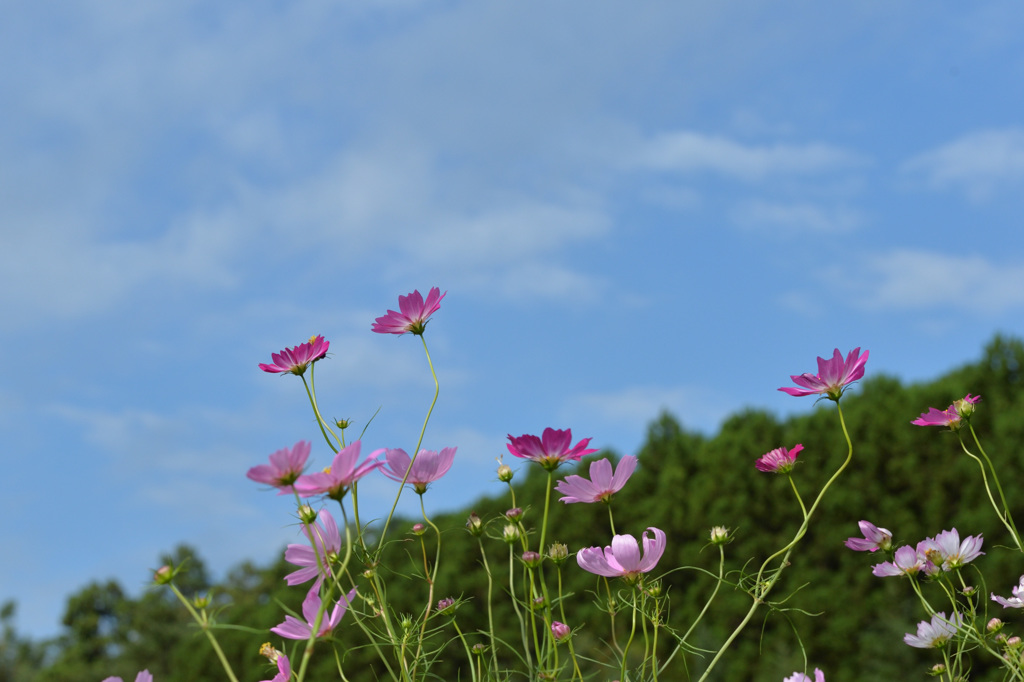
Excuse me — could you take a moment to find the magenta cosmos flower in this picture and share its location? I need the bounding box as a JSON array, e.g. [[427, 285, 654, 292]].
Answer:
[[103, 672, 153, 682], [783, 669, 824, 682], [285, 509, 341, 588], [259, 335, 330, 376], [904, 612, 963, 648], [577, 527, 666, 580], [294, 441, 385, 501], [380, 447, 456, 494], [845, 520, 893, 552], [779, 347, 869, 400], [912, 394, 981, 430], [755, 444, 803, 474], [507, 428, 598, 471], [555, 455, 637, 503], [271, 587, 357, 640], [372, 287, 446, 335], [247, 441, 311, 494], [992, 575, 1024, 608]]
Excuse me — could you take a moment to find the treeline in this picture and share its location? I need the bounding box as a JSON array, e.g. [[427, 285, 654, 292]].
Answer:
[[5, 336, 1024, 681]]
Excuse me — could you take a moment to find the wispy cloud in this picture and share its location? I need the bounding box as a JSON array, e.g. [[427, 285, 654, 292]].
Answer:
[[902, 128, 1024, 200]]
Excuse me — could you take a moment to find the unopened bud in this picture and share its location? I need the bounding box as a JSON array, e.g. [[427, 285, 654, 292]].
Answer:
[[472, 643, 487, 655], [551, 621, 571, 642], [710, 526, 731, 545], [192, 593, 211, 609], [989, 618, 1005, 633], [498, 464, 514, 482], [297, 505, 318, 525], [437, 598, 456, 613], [335, 418, 352, 430], [521, 551, 543, 568], [153, 565, 174, 585], [502, 524, 521, 544], [506, 507, 523, 521], [466, 513, 484, 537], [548, 543, 569, 565], [411, 523, 426, 536]]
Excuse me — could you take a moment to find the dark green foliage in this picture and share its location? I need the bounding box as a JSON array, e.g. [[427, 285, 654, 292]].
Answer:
[[9, 336, 1024, 680]]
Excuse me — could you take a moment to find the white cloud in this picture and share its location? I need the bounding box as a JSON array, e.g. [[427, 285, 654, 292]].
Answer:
[[903, 129, 1024, 200], [732, 200, 862, 234]]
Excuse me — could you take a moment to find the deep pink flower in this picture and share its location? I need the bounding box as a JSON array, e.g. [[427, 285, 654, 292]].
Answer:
[[555, 455, 637, 504], [912, 394, 981, 430], [294, 441, 385, 500], [783, 669, 825, 682], [259, 335, 330, 376], [271, 587, 357, 640], [247, 441, 311, 494], [102, 672, 153, 682], [904, 612, 963, 648], [779, 347, 869, 400], [992, 575, 1024, 609], [919, 528, 984, 571], [507, 428, 599, 471], [372, 287, 446, 335], [845, 520, 893, 552], [755, 444, 803, 474], [285, 509, 341, 588], [380, 447, 456, 494], [576, 527, 666, 580]]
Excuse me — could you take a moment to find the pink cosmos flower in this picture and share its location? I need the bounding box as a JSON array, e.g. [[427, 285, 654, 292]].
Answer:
[[103, 672, 153, 682], [872, 544, 926, 577], [755, 444, 803, 474], [555, 455, 638, 504], [783, 669, 825, 682], [919, 528, 984, 571], [258, 644, 290, 682], [285, 509, 341, 588], [912, 394, 981, 430], [576, 527, 666, 579], [380, 447, 456, 494], [294, 441, 386, 500], [779, 347, 869, 400], [259, 335, 330, 376], [991, 575, 1024, 608], [271, 587, 357, 640], [845, 520, 893, 552], [247, 441, 311, 494], [904, 612, 963, 648], [507, 428, 599, 471], [372, 287, 446, 335]]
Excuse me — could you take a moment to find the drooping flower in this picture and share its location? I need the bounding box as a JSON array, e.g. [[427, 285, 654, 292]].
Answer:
[[284, 509, 341, 588], [102, 672, 153, 682], [576, 527, 666, 580], [992, 575, 1024, 608], [872, 544, 926, 577], [294, 441, 386, 500], [904, 612, 963, 648], [380, 447, 456, 494], [912, 394, 981, 430], [919, 528, 984, 571], [507, 428, 599, 471], [247, 441, 311, 494], [755, 444, 803, 474], [372, 287, 446, 335], [271, 587, 357, 640], [845, 520, 893, 552], [555, 455, 638, 504], [783, 669, 825, 682], [259, 335, 330, 376], [779, 347, 869, 401]]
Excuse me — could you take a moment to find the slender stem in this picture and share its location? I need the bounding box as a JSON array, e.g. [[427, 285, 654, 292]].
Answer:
[[661, 545, 725, 674], [167, 583, 240, 682], [476, 537, 500, 678], [620, 586, 639, 682], [302, 370, 341, 453], [607, 504, 617, 536], [411, 495, 443, 677], [452, 619, 478, 682], [965, 424, 1022, 550]]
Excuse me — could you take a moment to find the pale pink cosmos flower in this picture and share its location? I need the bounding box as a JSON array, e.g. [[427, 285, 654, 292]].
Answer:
[[576, 527, 666, 579], [380, 447, 456, 494], [919, 528, 984, 571], [872, 544, 926, 577], [247, 441, 311, 494], [755, 444, 803, 474], [294, 441, 386, 501], [260, 655, 290, 682], [991, 575, 1024, 608], [904, 612, 963, 648], [271, 587, 357, 640], [779, 347, 869, 401], [555, 455, 638, 504], [259, 335, 330, 376], [783, 669, 824, 682], [285, 509, 341, 588], [103, 672, 153, 682], [372, 288, 446, 335], [845, 520, 893, 552], [507, 428, 599, 471]]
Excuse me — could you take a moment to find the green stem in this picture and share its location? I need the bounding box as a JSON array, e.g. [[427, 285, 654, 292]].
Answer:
[[302, 369, 341, 453], [661, 545, 725, 674], [476, 537, 500, 678], [965, 424, 1022, 550], [167, 583, 240, 682]]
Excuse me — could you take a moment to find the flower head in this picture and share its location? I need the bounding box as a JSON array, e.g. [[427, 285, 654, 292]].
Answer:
[[919, 528, 984, 571], [247, 441, 311, 494], [912, 394, 981, 430], [555, 455, 637, 504], [845, 520, 893, 552], [271, 587, 357, 640], [779, 347, 869, 401], [904, 612, 963, 648], [294, 441, 385, 500], [783, 669, 825, 682], [102, 672, 153, 682], [507, 428, 598, 471], [755, 444, 803, 474], [372, 287, 446, 335], [872, 544, 926, 577], [259, 335, 329, 376], [284, 509, 341, 588], [380, 447, 456, 494], [992, 575, 1024, 608], [576, 527, 666, 581]]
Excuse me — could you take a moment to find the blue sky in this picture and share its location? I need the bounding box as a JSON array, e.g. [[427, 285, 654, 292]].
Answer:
[[3, 1, 1024, 639]]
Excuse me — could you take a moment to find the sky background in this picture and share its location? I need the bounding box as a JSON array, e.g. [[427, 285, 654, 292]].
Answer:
[[3, 1, 1024, 640]]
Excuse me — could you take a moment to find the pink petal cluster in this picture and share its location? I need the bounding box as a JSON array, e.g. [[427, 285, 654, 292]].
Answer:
[[103, 672, 153, 682], [845, 520, 893, 552], [372, 287, 446, 335], [577, 527, 666, 579], [380, 447, 456, 494], [783, 669, 825, 682], [872, 544, 927, 577], [271, 587, 357, 640], [507, 428, 598, 471], [294, 441, 385, 500], [904, 612, 963, 648], [247, 441, 311, 494], [285, 509, 341, 589], [779, 347, 869, 400], [912, 394, 981, 430], [872, 528, 983, 577], [755, 444, 803, 474], [991, 575, 1024, 609], [555, 455, 638, 504], [259, 335, 330, 376]]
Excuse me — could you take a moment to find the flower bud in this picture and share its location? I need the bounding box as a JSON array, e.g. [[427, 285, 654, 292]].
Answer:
[[547, 543, 569, 565], [502, 524, 521, 544], [989, 618, 1005, 633], [192, 593, 211, 609], [928, 663, 946, 676], [1008, 636, 1022, 648], [401, 614, 414, 630], [710, 526, 731, 545], [521, 551, 543, 568], [955, 394, 980, 419], [466, 513, 484, 537], [962, 585, 976, 596], [551, 621, 571, 642], [472, 643, 487, 655], [498, 463, 514, 482], [646, 580, 662, 597], [335, 418, 352, 430], [411, 523, 426, 536], [297, 504, 318, 525], [437, 598, 455, 613], [531, 596, 546, 611], [506, 507, 524, 521], [153, 565, 174, 585]]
